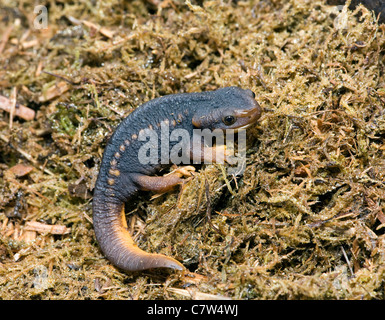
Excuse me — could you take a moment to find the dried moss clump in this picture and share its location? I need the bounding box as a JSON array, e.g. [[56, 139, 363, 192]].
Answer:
[[0, 0, 385, 299]]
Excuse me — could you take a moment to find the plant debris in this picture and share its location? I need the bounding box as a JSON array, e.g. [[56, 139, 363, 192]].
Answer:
[[1, 0, 385, 299]]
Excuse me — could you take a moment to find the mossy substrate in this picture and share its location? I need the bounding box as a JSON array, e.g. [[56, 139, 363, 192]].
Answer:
[[0, 0, 385, 299]]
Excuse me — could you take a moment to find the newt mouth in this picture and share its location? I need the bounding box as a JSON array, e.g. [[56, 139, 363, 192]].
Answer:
[[233, 100, 262, 129]]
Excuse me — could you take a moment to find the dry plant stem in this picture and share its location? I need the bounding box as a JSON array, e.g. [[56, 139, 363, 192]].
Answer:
[[0, 95, 35, 121], [1, 0, 385, 300], [0, 25, 13, 54]]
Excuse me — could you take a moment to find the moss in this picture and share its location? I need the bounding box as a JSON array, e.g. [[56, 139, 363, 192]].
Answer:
[[1, 0, 385, 299]]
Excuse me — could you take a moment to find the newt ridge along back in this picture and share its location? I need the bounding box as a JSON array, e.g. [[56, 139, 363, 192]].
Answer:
[[92, 87, 262, 272]]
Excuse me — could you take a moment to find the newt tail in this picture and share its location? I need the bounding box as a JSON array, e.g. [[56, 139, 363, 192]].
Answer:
[[93, 193, 184, 271], [92, 87, 261, 272]]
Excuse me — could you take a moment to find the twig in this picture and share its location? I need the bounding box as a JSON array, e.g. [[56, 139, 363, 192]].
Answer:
[[9, 87, 17, 128], [219, 164, 236, 196], [6, 177, 51, 203], [0, 134, 54, 176], [67, 16, 115, 38], [24, 221, 70, 235], [38, 81, 70, 102], [167, 287, 232, 300], [42, 71, 77, 85], [0, 94, 35, 121], [0, 25, 13, 54], [341, 246, 354, 277]]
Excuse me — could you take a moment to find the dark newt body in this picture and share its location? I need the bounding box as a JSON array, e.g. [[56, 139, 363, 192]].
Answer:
[[93, 87, 261, 272]]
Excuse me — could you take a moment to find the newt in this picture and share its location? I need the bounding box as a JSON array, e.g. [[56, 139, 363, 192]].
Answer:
[[92, 86, 262, 272]]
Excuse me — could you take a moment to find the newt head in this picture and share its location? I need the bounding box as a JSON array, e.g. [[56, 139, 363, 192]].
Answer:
[[192, 86, 262, 131]]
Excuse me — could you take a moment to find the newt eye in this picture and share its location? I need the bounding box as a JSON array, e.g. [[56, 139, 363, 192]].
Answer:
[[223, 115, 236, 126]]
